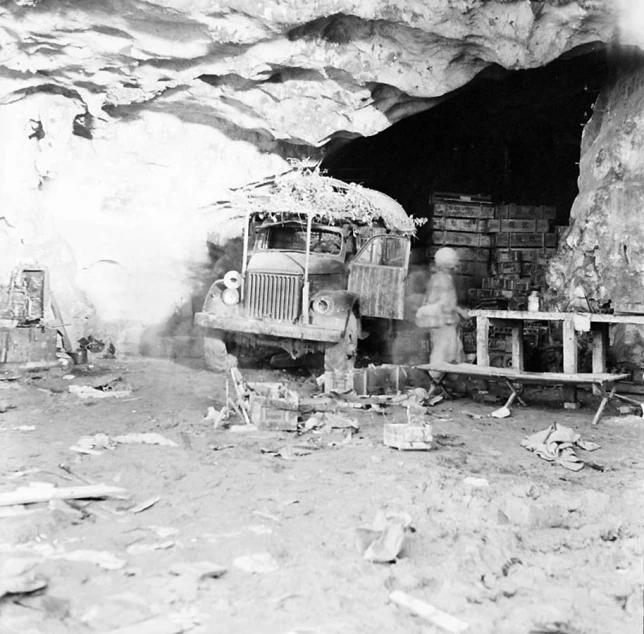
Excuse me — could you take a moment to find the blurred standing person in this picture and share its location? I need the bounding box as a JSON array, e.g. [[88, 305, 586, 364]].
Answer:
[[415, 247, 469, 387]]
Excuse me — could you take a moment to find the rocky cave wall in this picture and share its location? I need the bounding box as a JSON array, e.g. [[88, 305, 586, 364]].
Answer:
[[0, 0, 641, 352]]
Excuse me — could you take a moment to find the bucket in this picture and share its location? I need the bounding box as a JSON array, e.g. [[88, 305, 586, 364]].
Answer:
[[70, 349, 88, 365]]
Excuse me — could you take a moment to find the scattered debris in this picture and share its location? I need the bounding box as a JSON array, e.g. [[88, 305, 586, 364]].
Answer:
[[50, 550, 127, 570], [69, 384, 132, 399], [113, 433, 178, 447], [302, 410, 359, 433], [247, 381, 299, 431], [98, 615, 185, 634], [130, 496, 161, 514], [233, 553, 279, 574], [169, 561, 227, 581], [0, 400, 16, 413], [71, 432, 180, 453], [355, 510, 413, 563], [12, 425, 35, 431], [70, 433, 116, 455], [384, 423, 432, 450], [462, 410, 483, 420], [463, 477, 489, 488], [0, 482, 128, 507], [0, 558, 48, 598], [126, 541, 175, 555], [78, 335, 105, 354], [521, 423, 601, 471], [389, 590, 470, 633]]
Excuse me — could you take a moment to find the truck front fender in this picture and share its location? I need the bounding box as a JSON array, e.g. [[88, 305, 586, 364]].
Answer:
[[309, 290, 358, 334]]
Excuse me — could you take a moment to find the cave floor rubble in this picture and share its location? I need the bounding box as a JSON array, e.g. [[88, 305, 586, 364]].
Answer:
[[0, 357, 642, 634]]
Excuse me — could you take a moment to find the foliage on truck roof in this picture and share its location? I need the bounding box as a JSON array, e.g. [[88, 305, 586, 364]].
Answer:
[[219, 163, 424, 234]]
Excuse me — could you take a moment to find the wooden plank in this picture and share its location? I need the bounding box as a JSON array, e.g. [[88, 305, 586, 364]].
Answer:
[[433, 202, 495, 219], [431, 231, 493, 248], [511, 324, 524, 371], [0, 484, 128, 507], [476, 316, 490, 367], [415, 362, 629, 384], [50, 292, 74, 353], [591, 324, 609, 373], [562, 318, 578, 404]]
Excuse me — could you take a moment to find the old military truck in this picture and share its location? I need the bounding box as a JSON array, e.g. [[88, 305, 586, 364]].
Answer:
[[194, 176, 418, 386]]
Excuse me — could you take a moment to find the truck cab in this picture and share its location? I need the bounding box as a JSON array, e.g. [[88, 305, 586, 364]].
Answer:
[[194, 181, 415, 384]]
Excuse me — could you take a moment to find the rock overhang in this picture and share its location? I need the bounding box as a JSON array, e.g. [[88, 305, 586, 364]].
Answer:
[[0, 0, 621, 148]]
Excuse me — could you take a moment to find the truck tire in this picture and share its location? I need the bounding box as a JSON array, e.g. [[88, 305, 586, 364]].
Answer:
[[203, 330, 238, 372], [324, 313, 359, 375]]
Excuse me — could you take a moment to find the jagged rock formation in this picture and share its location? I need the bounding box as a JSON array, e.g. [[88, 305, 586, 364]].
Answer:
[[0, 0, 640, 349]]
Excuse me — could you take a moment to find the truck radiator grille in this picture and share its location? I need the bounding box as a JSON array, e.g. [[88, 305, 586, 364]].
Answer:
[[247, 273, 301, 322]]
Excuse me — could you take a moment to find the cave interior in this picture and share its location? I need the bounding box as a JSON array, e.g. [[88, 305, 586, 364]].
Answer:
[[322, 46, 610, 276]]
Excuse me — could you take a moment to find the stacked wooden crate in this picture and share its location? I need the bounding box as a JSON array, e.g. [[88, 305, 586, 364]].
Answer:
[[428, 193, 494, 288], [471, 204, 562, 307]]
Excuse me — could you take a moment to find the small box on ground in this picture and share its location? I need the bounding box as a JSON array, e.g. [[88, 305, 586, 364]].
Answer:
[[383, 423, 433, 450], [247, 382, 299, 431]]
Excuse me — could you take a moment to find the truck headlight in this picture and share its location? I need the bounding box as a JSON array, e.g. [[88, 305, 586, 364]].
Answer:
[[223, 270, 242, 289], [312, 295, 333, 315], [221, 288, 240, 306]]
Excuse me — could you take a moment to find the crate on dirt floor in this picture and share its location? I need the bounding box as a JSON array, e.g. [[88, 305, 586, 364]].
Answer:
[[383, 423, 433, 450], [247, 382, 299, 431], [323, 370, 355, 394]]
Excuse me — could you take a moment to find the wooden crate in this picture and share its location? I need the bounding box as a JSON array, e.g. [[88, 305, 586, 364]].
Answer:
[[495, 204, 557, 220], [488, 219, 537, 233], [0, 327, 57, 365], [497, 262, 522, 275], [247, 382, 299, 431], [431, 217, 489, 233], [427, 246, 490, 263], [459, 260, 490, 277], [433, 202, 495, 219], [495, 233, 557, 248], [432, 231, 493, 248], [383, 423, 432, 450]]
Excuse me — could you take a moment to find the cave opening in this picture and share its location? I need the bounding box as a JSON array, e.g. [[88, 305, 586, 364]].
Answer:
[[321, 46, 610, 270]]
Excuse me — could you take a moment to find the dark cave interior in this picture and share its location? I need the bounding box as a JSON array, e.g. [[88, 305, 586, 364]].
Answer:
[[322, 46, 610, 239]]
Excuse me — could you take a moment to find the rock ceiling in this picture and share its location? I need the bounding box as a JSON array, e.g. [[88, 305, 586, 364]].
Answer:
[[0, 0, 624, 150]]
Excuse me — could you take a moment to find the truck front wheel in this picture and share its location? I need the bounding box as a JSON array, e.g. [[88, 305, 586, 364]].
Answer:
[[324, 313, 359, 380], [203, 329, 238, 372]]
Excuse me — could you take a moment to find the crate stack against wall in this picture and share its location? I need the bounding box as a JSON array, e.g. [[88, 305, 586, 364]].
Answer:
[[471, 204, 563, 308], [428, 193, 494, 289]]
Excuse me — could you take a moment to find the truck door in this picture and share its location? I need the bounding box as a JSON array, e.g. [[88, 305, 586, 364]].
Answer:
[[348, 234, 410, 320]]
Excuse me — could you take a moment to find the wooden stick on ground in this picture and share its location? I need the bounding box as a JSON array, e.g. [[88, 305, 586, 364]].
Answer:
[[389, 590, 470, 634], [0, 484, 128, 507]]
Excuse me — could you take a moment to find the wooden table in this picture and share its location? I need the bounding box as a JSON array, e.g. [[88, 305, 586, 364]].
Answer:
[[470, 309, 644, 406], [470, 309, 644, 373]]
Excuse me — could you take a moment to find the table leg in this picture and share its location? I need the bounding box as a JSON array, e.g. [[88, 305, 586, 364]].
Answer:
[[476, 316, 490, 367], [591, 324, 609, 374], [510, 324, 524, 371], [562, 318, 578, 406]]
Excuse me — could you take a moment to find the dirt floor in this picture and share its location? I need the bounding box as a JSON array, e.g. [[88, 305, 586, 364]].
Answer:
[[0, 354, 643, 634]]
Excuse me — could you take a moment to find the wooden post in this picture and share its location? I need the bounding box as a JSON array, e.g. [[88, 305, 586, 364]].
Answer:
[[591, 324, 609, 374], [562, 318, 578, 406], [476, 316, 490, 367], [510, 324, 524, 371]]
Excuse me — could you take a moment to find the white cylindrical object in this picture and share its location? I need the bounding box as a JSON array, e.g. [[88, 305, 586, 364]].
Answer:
[[389, 590, 470, 633], [223, 270, 242, 289]]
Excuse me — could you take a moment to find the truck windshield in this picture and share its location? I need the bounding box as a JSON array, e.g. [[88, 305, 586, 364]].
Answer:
[[260, 223, 343, 255]]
